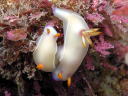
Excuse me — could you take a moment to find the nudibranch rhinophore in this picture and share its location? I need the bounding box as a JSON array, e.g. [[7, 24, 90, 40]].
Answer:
[[33, 25, 60, 72], [52, 7, 101, 82]]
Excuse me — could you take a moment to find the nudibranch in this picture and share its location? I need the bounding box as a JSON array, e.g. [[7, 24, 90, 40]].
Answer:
[[33, 25, 60, 72], [125, 53, 128, 65], [52, 7, 101, 83]]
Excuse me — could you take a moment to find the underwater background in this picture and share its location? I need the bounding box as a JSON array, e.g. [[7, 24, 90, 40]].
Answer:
[[0, 0, 128, 96]]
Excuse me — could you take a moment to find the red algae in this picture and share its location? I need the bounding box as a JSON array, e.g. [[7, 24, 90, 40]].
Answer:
[[0, 0, 128, 96]]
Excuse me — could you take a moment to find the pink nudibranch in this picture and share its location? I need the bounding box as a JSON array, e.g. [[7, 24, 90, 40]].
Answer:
[[52, 7, 89, 81]]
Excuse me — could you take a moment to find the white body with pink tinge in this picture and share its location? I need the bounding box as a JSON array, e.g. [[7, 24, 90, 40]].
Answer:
[[33, 26, 58, 72], [53, 7, 89, 80], [125, 53, 128, 65]]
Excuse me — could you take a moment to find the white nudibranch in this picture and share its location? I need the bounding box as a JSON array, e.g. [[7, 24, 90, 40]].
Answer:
[[52, 7, 89, 81], [33, 25, 60, 72], [52, 7, 101, 82], [125, 53, 128, 65]]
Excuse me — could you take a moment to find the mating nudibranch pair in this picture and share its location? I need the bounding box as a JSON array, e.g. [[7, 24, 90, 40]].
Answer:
[[33, 7, 101, 86]]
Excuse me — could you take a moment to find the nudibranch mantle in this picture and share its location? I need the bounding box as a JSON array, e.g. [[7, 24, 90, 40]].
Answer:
[[53, 7, 89, 81], [125, 53, 128, 65], [33, 25, 59, 72]]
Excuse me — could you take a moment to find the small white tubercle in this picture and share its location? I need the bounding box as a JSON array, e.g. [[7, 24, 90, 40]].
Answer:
[[33, 25, 59, 72], [53, 7, 89, 80]]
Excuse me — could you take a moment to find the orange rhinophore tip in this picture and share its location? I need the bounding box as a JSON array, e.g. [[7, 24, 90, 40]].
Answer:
[[36, 64, 44, 70], [67, 77, 71, 87], [54, 33, 61, 37], [58, 73, 63, 79], [47, 28, 51, 34]]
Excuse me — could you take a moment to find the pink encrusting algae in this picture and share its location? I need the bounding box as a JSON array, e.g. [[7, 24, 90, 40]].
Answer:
[[0, 0, 128, 96], [94, 36, 114, 56], [6, 29, 27, 41]]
